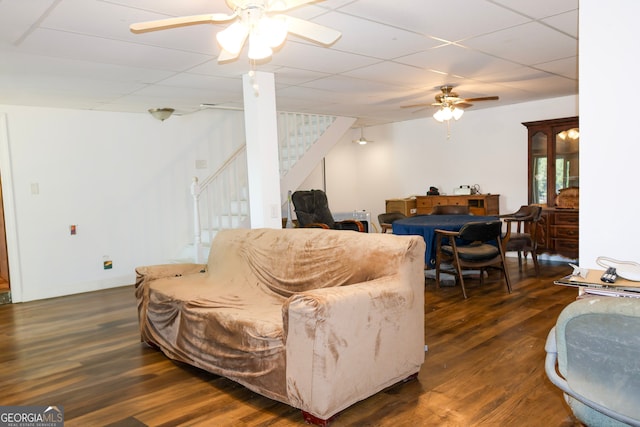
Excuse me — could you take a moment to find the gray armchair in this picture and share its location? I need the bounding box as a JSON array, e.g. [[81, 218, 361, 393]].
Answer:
[[545, 297, 640, 426]]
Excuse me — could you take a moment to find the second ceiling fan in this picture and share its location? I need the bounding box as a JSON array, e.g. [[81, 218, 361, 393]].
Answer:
[[402, 85, 499, 122], [130, 0, 341, 62]]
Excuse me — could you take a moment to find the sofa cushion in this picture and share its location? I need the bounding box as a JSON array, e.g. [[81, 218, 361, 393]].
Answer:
[[145, 275, 289, 402], [226, 228, 413, 296]]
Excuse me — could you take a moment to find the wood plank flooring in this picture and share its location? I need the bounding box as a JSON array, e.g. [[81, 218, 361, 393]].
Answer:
[[0, 259, 582, 426]]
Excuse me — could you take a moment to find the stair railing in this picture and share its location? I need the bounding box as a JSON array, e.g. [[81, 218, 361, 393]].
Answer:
[[190, 112, 340, 262], [277, 112, 335, 177], [191, 144, 248, 263]]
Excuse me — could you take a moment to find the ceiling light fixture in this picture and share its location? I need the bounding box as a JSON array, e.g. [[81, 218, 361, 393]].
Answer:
[[148, 108, 175, 121], [433, 102, 464, 140], [433, 104, 464, 123], [352, 127, 373, 145], [216, 6, 288, 61]]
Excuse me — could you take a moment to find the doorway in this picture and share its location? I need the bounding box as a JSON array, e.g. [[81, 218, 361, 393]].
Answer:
[[0, 174, 9, 304]]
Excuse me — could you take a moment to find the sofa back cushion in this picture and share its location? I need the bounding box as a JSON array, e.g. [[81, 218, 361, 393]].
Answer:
[[209, 228, 423, 296]]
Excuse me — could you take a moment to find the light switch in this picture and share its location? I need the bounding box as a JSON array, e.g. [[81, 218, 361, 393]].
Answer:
[[30, 183, 39, 195]]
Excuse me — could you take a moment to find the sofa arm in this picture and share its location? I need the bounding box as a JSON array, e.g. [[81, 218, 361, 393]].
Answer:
[[134, 263, 206, 344], [282, 277, 424, 420]]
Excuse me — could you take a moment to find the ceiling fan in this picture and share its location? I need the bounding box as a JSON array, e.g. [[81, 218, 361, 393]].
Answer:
[[401, 85, 499, 122], [130, 0, 341, 62]]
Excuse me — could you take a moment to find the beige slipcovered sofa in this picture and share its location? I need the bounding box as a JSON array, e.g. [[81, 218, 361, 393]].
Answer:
[[135, 228, 426, 424]]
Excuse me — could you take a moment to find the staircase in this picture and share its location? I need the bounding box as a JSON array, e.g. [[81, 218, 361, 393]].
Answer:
[[188, 112, 356, 262]]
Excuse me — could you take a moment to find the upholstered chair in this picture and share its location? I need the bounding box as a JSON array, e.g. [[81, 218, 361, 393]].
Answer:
[[378, 212, 407, 233], [291, 190, 364, 232]]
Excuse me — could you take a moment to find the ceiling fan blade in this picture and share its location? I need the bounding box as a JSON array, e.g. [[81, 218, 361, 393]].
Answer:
[[283, 16, 341, 45], [462, 96, 499, 102], [400, 103, 431, 109], [268, 0, 317, 12], [218, 48, 241, 63], [130, 13, 236, 34], [455, 102, 473, 109]]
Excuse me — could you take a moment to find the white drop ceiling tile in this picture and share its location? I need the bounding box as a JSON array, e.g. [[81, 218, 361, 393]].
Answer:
[[338, 0, 529, 41], [300, 75, 405, 96], [342, 61, 441, 88], [42, 0, 224, 55], [396, 44, 522, 78], [474, 65, 552, 85], [102, 0, 230, 17], [495, 72, 577, 97], [0, 51, 175, 84], [273, 68, 332, 86], [311, 12, 440, 59], [128, 84, 233, 108], [19, 28, 212, 71], [534, 57, 578, 80], [41, 0, 225, 56], [155, 73, 242, 93], [277, 85, 358, 104], [488, 0, 578, 19], [0, 0, 56, 43], [269, 42, 380, 73], [542, 10, 578, 38], [464, 22, 577, 66], [189, 58, 280, 78], [0, 73, 143, 102]]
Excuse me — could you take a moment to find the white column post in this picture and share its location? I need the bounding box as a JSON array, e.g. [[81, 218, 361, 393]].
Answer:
[[243, 71, 282, 229]]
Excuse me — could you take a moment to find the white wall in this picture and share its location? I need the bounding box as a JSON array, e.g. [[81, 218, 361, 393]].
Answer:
[[322, 96, 578, 232], [0, 106, 245, 302], [579, 0, 640, 268]]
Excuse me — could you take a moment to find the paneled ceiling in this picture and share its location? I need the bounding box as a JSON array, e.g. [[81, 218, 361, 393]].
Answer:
[[0, 0, 578, 126]]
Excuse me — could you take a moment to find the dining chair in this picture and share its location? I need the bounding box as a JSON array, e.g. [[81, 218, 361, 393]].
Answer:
[[435, 220, 512, 299], [378, 211, 407, 233], [291, 190, 365, 232], [500, 205, 543, 275]]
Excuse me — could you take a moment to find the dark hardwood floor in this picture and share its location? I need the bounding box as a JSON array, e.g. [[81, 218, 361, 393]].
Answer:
[[0, 259, 582, 426]]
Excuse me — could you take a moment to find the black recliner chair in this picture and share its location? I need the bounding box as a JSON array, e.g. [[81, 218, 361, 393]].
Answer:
[[291, 189, 365, 232]]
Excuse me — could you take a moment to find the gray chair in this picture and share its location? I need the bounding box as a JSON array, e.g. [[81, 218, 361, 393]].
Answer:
[[545, 297, 640, 426], [378, 211, 407, 233]]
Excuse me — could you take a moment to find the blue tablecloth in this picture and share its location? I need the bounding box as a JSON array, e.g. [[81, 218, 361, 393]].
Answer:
[[392, 214, 499, 267]]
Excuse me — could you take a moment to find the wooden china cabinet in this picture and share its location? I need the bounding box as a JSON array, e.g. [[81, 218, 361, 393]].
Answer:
[[523, 116, 579, 259]]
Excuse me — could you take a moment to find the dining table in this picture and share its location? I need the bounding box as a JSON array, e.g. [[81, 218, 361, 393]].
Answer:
[[392, 214, 499, 267]]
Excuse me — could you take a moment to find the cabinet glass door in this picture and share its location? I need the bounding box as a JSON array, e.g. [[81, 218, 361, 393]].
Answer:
[[531, 131, 548, 204], [554, 127, 579, 194]]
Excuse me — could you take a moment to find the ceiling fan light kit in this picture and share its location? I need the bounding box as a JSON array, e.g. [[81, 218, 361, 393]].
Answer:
[[216, 21, 249, 55], [433, 106, 464, 122]]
